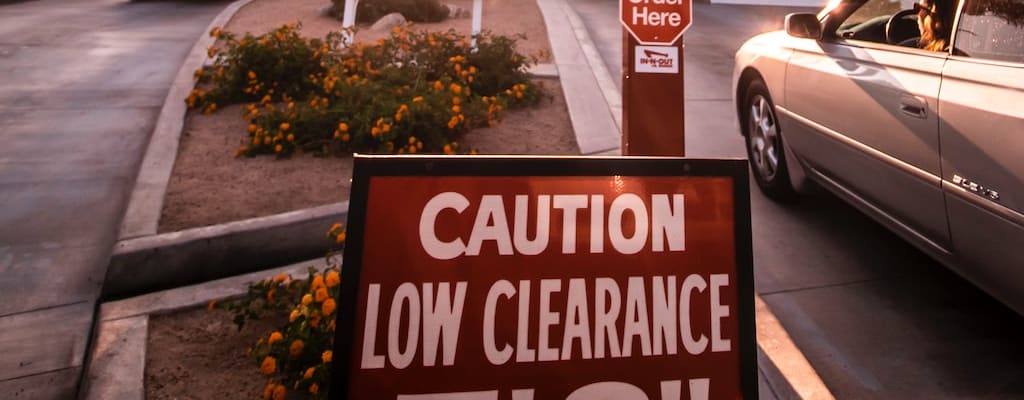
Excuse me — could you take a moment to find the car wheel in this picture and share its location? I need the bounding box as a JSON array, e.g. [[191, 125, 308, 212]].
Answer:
[[744, 80, 794, 200]]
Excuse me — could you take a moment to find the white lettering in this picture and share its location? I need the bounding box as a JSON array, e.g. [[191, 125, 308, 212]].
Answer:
[[710, 274, 732, 352], [561, 278, 593, 360], [594, 278, 622, 358], [360, 284, 385, 369], [622, 277, 652, 357], [552, 195, 588, 254], [483, 280, 515, 365], [537, 279, 561, 361], [421, 282, 467, 366], [514, 195, 551, 255], [388, 283, 420, 369], [609, 194, 649, 254], [465, 195, 514, 256], [680, 275, 708, 355], [419, 192, 469, 260]]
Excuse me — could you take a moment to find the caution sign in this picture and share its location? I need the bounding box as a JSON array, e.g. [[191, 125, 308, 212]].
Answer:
[[330, 156, 756, 400]]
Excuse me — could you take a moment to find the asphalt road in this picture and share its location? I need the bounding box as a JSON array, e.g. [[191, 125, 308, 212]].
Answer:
[[0, 0, 226, 396], [568, 0, 1024, 398]]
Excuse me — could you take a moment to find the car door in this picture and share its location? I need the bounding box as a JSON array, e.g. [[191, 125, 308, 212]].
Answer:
[[938, 0, 1024, 312], [780, 0, 951, 251]]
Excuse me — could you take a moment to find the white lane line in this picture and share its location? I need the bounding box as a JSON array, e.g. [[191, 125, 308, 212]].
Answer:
[[756, 294, 836, 400]]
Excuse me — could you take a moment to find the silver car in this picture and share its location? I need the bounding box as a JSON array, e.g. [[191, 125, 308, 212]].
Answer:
[[733, 0, 1024, 313]]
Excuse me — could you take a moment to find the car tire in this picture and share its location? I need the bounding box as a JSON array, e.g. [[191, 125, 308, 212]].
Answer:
[[743, 79, 795, 200]]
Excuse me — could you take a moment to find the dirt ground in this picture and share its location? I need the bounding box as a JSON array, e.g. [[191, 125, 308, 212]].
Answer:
[[157, 0, 575, 232], [145, 307, 284, 400]]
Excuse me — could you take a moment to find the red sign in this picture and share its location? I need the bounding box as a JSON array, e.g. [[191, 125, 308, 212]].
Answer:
[[330, 157, 756, 400], [620, 0, 692, 45]]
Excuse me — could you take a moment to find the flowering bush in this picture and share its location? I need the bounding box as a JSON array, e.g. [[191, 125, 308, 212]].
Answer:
[[213, 224, 347, 400], [189, 23, 548, 158]]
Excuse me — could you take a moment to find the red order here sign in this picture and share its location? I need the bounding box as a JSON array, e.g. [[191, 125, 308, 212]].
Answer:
[[330, 156, 756, 400]]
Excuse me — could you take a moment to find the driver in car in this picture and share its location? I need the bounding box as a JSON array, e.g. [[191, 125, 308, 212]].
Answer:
[[913, 0, 952, 51]]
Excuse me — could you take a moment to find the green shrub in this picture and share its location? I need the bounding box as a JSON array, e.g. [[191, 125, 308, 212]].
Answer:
[[190, 24, 547, 158]]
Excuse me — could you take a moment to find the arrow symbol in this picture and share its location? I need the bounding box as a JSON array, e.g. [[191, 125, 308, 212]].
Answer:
[[644, 49, 669, 58]]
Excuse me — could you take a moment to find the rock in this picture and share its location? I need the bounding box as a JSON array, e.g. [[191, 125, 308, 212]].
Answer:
[[445, 3, 471, 19], [370, 12, 407, 31]]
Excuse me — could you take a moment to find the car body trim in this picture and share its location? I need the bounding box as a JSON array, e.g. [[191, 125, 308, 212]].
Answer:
[[776, 105, 942, 186], [807, 166, 952, 255], [942, 180, 1024, 229]]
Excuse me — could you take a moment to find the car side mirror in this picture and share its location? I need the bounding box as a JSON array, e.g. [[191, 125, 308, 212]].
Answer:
[[785, 13, 822, 40]]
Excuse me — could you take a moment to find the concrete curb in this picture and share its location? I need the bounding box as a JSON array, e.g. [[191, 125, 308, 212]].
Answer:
[[536, 0, 621, 155], [559, 0, 623, 134], [118, 0, 255, 240], [83, 259, 327, 400], [104, 202, 348, 300]]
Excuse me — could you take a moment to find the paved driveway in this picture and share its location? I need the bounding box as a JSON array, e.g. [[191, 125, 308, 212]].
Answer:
[[0, 0, 226, 397]]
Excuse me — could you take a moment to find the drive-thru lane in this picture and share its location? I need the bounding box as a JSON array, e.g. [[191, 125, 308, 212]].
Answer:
[[568, 0, 1024, 397]]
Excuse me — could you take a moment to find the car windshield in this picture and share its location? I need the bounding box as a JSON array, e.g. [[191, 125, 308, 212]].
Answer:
[[838, 0, 906, 33]]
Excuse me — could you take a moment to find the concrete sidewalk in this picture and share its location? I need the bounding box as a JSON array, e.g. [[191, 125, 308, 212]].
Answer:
[[0, 0, 226, 397]]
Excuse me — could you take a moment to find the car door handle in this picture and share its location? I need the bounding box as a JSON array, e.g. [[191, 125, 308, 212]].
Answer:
[[899, 95, 928, 119]]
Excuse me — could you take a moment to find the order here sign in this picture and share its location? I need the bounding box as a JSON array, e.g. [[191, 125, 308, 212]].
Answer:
[[330, 156, 756, 400]]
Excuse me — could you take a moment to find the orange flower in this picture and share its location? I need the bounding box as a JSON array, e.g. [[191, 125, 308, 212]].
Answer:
[[335, 231, 346, 243], [272, 273, 288, 284], [290, 340, 304, 357], [261, 356, 276, 375], [341, 133, 350, 142], [263, 383, 275, 400], [207, 300, 217, 311], [452, 105, 461, 113], [322, 350, 333, 363], [371, 127, 381, 137], [289, 309, 300, 322], [309, 383, 319, 394], [279, 122, 290, 131], [272, 385, 286, 400], [268, 331, 283, 346], [315, 287, 328, 303], [286, 134, 295, 142], [412, 96, 424, 103], [274, 144, 283, 153], [302, 294, 313, 306], [248, 70, 257, 80], [312, 275, 325, 291], [449, 83, 462, 94], [433, 80, 444, 91], [452, 96, 461, 105], [266, 288, 276, 303], [322, 298, 336, 316], [304, 367, 315, 380], [326, 271, 340, 287], [338, 122, 349, 132]]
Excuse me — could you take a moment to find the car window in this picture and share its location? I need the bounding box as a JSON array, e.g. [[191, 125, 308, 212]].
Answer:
[[837, 0, 916, 44], [953, 0, 1024, 62]]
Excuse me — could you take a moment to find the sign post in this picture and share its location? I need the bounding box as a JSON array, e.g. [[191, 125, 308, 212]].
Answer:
[[330, 155, 757, 399], [620, 0, 692, 156]]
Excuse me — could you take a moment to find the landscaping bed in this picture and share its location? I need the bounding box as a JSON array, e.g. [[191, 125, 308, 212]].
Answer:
[[158, 0, 576, 232]]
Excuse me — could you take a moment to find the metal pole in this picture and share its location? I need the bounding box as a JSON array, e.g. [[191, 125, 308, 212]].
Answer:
[[470, 0, 482, 50], [342, 0, 359, 45]]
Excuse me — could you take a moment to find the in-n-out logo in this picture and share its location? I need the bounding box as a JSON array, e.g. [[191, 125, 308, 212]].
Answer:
[[635, 45, 678, 74]]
